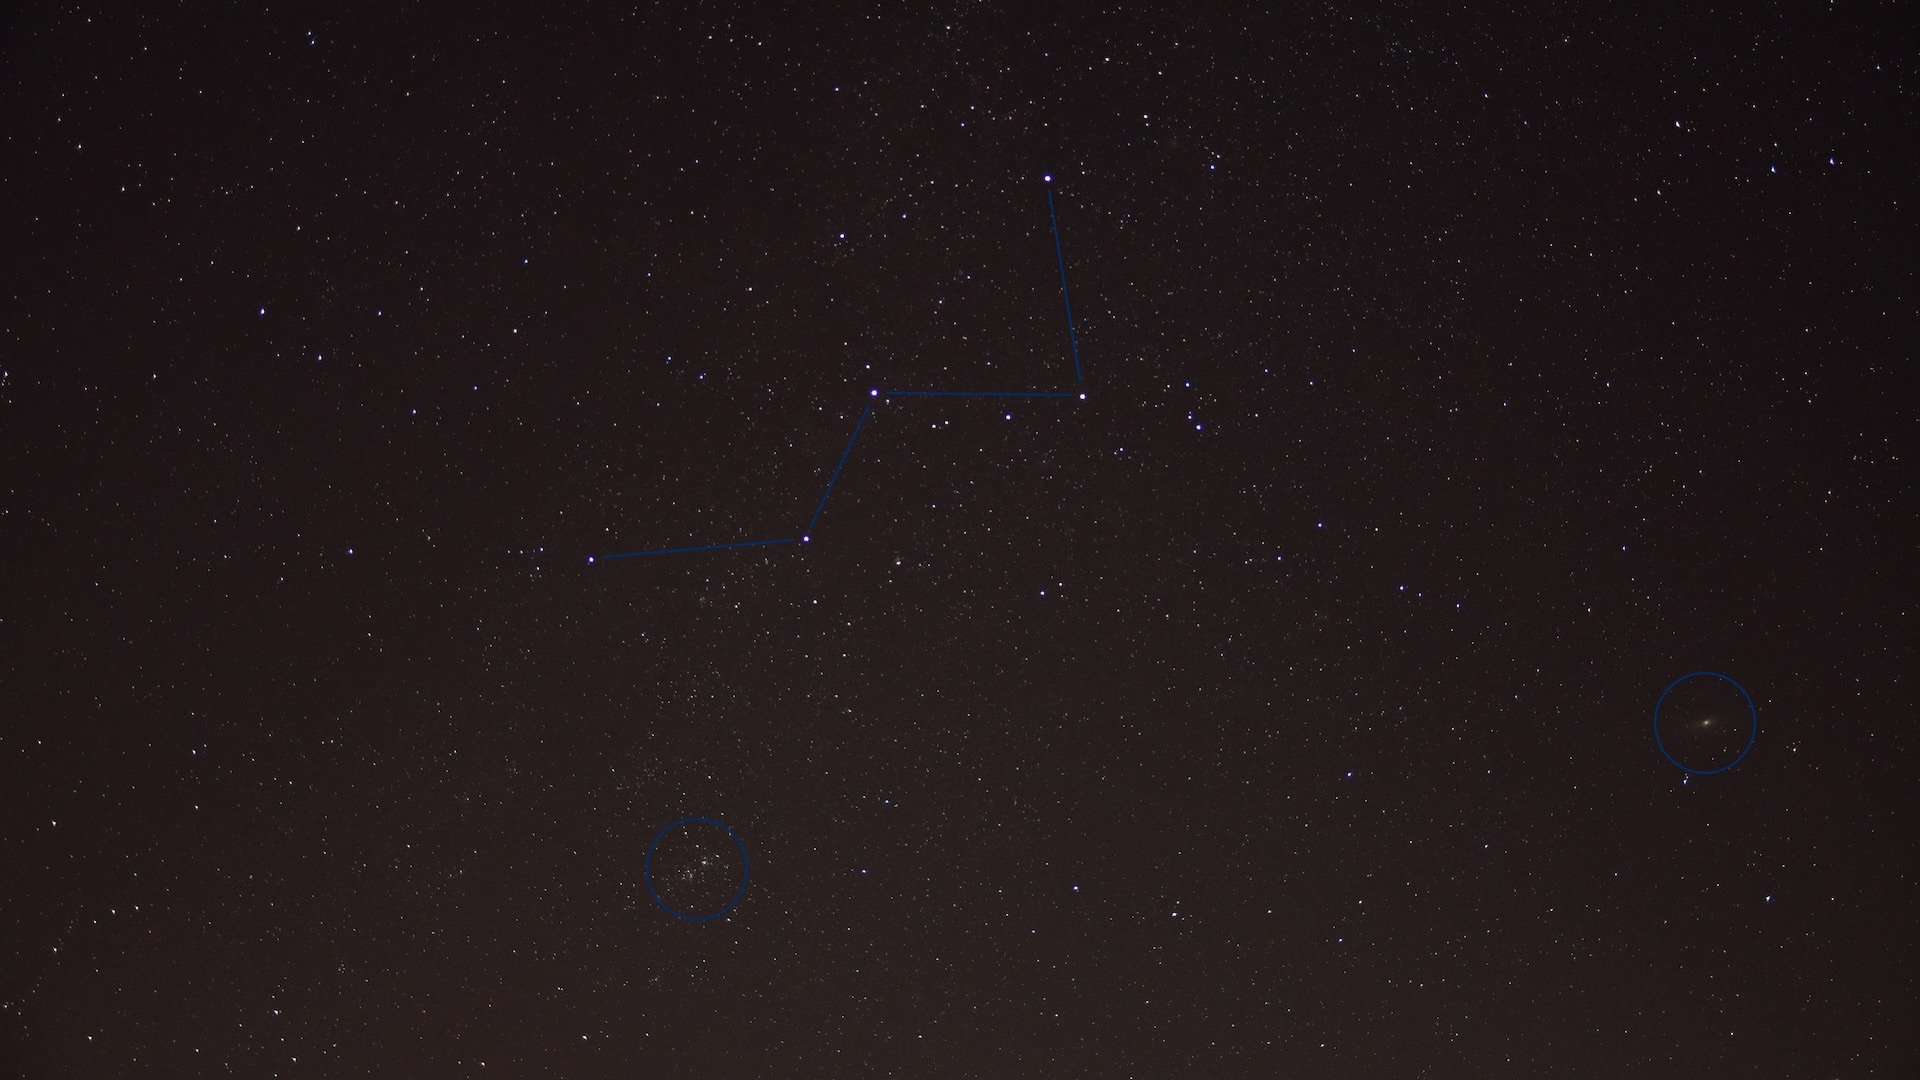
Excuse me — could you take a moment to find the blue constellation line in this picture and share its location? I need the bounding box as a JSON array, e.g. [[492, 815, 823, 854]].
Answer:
[[807, 398, 873, 534], [598, 537, 796, 561], [593, 179, 1084, 564], [1046, 184, 1083, 385], [884, 390, 1079, 399]]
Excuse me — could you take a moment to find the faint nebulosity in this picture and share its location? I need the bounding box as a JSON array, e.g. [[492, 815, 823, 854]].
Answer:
[[1653, 673, 1754, 774], [1, 5, 1913, 1077]]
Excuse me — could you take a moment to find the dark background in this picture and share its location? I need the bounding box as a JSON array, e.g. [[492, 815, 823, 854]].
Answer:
[[3, 3, 1913, 1076]]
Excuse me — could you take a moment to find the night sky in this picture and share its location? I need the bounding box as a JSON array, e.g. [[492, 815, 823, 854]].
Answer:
[[3, 5, 1914, 1077]]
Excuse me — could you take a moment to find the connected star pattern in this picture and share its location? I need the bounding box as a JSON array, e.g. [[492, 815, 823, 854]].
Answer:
[[1, 5, 1913, 1078]]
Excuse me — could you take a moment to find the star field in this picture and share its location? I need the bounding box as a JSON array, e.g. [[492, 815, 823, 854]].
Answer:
[[1, 5, 1913, 1077]]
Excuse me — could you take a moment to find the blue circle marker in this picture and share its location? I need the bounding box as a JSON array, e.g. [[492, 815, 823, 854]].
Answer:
[[644, 817, 750, 921], [1652, 671, 1757, 775]]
